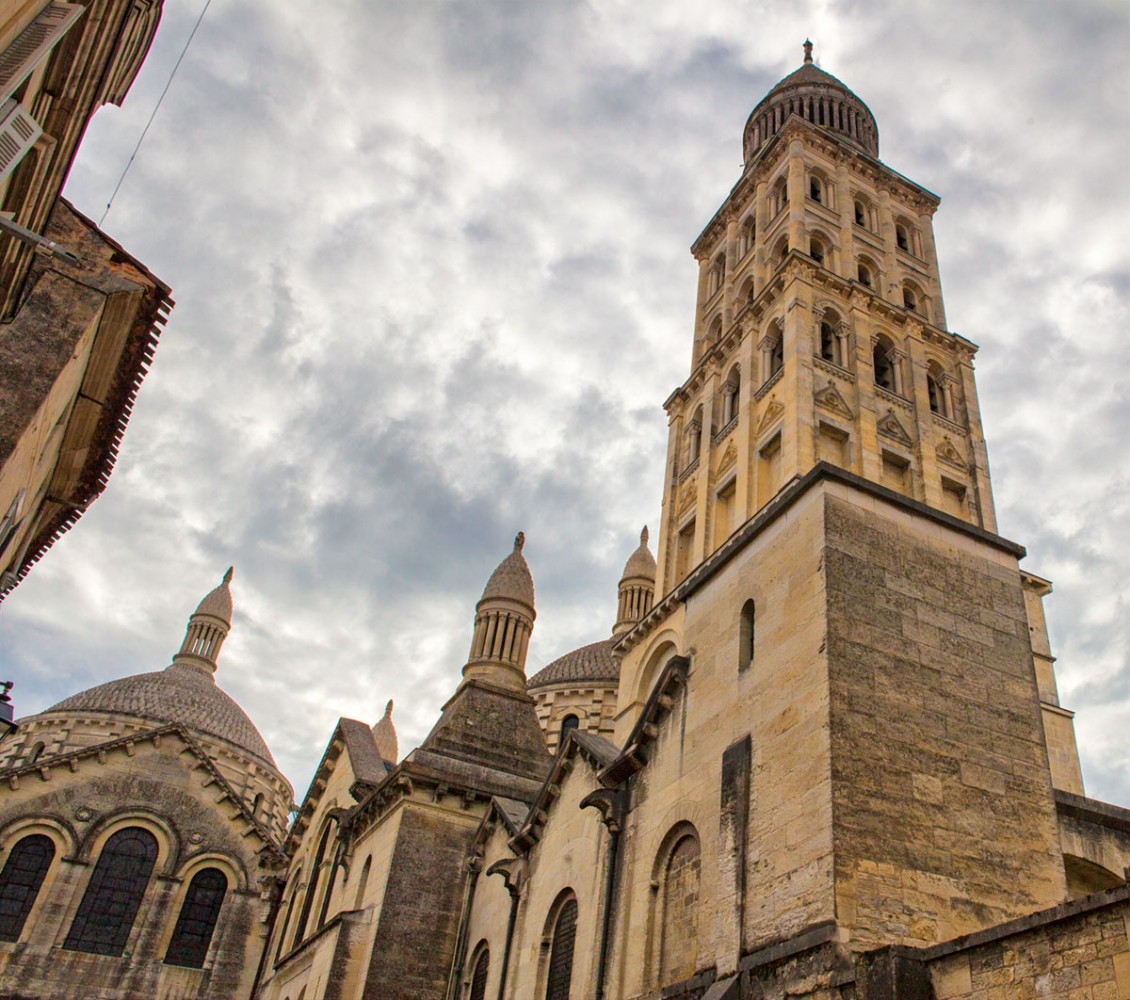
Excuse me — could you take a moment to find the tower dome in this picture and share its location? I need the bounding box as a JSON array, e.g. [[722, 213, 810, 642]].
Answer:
[[614, 526, 656, 636], [464, 533, 537, 690], [27, 568, 276, 768], [743, 40, 879, 163]]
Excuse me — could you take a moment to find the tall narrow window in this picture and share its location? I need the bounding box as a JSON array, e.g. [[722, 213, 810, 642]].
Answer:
[[739, 600, 755, 672], [560, 714, 580, 737], [809, 237, 825, 266], [820, 322, 836, 363], [64, 827, 158, 955], [770, 335, 784, 376], [293, 822, 333, 945], [857, 262, 872, 287], [546, 897, 578, 1000], [854, 199, 866, 227], [659, 832, 701, 984], [164, 868, 227, 968], [0, 834, 54, 941], [895, 223, 909, 252], [873, 339, 896, 392], [353, 856, 371, 910], [469, 947, 490, 1000], [809, 176, 822, 203]]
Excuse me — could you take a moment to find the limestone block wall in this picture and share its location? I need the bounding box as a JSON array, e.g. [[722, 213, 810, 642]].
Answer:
[[822, 484, 1066, 949], [531, 683, 617, 753], [924, 885, 1129, 1000]]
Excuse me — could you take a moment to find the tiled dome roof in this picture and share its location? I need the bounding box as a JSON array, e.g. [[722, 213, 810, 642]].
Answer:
[[42, 664, 276, 767], [480, 532, 535, 610], [528, 638, 618, 690]]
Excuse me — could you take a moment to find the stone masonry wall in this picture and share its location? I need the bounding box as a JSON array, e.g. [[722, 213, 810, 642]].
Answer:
[[823, 488, 1066, 949]]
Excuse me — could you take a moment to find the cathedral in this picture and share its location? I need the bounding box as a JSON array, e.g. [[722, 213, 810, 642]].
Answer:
[[1, 43, 1128, 1000]]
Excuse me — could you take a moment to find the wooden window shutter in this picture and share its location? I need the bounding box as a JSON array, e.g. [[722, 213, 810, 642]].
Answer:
[[0, 2, 84, 103], [0, 99, 41, 183]]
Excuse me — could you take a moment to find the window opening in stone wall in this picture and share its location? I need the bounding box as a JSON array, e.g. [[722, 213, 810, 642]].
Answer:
[[820, 322, 837, 364], [658, 832, 700, 985], [854, 199, 866, 226], [809, 236, 825, 266], [25, 740, 43, 764], [293, 822, 333, 945], [772, 235, 789, 270], [353, 856, 371, 910], [739, 600, 755, 672], [164, 867, 227, 968], [714, 480, 735, 551], [756, 433, 782, 509], [809, 176, 822, 203], [873, 339, 896, 392], [857, 261, 872, 287], [468, 946, 490, 1000], [675, 519, 695, 584], [685, 406, 703, 468], [903, 286, 917, 312], [545, 896, 578, 1000], [739, 216, 755, 257], [560, 714, 580, 737], [881, 451, 910, 496], [895, 223, 909, 252], [63, 827, 158, 955], [0, 833, 54, 941], [927, 375, 942, 414]]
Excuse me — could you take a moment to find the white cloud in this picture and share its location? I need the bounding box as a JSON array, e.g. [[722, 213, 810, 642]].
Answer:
[[2, 0, 1127, 806]]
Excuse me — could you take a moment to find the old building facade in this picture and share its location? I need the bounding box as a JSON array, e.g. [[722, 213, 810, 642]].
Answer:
[[0, 570, 293, 999], [0, 0, 172, 599], [252, 45, 1130, 1000], [2, 42, 1129, 1000]]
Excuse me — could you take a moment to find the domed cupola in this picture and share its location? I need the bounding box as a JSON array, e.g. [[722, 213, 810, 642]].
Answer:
[[614, 526, 656, 636], [464, 532, 536, 691], [743, 40, 879, 163], [173, 566, 233, 673]]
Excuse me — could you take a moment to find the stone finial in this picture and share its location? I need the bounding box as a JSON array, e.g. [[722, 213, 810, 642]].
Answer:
[[640, 526, 649, 546], [803, 38, 814, 64], [514, 531, 525, 552], [372, 699, 398, 764], [223, 566, 233, 584]]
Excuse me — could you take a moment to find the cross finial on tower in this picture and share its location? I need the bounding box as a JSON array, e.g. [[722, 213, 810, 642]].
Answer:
[[803, 39, 814, 64]]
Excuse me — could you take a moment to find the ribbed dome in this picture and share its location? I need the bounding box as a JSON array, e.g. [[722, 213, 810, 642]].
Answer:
[[42, 664, 276, 767], [621, 526, 657, 582], [479, 532, 535, 610], [528, 638, 618, 690], [193, 566, 233, 622], [744, 42, 878, 161]]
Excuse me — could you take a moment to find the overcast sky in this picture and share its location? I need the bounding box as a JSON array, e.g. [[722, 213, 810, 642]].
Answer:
[[1, 0, 1127, 807]]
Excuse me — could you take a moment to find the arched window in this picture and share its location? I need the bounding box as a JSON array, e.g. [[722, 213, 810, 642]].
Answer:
[[722, 367, 740, 424], [770, 334, 784, 377], [895, 222, 910, 252], [251, 792, 265, 820], [927, 362, 950, 418], [274, 867, 302, 961], [739, 216, 755, 257], [809, 175, 822, 203], [658, 831, 701, 984], [809, 236, 825, 266], [708, 252, 725, 296], [0, 834, 55, 941], [64, 827, 158, 955], [853, 198, 867, 227], [294, 821, 333, 945], [353, 856, 371, 910], [772, 235, 789, 269], [468, 946, 490, 1000], [164, 867, 227, 968], [772, 175, 788, 214], [857, 261, 873, 287], [686, 406, 703, 466], [873, 336, 898, 393], [739, 600, 755, 672], [903, 286, 917, 312], [546, 896, 578, 1000], [819, 321, 837, 364], [25, 741, 44, 764], [560, 714, 580, 737]]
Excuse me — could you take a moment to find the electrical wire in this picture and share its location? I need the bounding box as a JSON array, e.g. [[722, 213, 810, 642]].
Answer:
[[98, 0, 213, 226]]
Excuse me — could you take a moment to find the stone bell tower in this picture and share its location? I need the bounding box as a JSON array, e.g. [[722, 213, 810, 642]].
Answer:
[[656, 40, 995, 596], [613, 45, 1089, 972]]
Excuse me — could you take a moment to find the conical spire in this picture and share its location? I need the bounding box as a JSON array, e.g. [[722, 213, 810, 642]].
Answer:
[[614, 526, 656, 636], [372, 699, 398, 764], [171, 568, 234, 675], [464, 533, 536, 690]]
